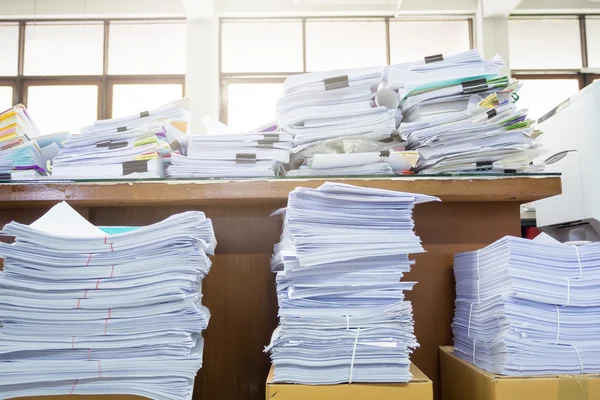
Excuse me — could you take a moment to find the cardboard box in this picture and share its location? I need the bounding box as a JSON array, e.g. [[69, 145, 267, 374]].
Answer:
[[12, 396, 144, 400], [265, 364, 433, 400], [440, 346, 600, 400]]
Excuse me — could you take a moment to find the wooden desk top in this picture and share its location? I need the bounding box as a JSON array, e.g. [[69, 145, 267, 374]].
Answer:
[[0, 176, 561, 207]]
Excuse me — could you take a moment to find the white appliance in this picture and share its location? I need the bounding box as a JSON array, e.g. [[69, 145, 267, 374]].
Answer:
[[535, 80, 600, 242]]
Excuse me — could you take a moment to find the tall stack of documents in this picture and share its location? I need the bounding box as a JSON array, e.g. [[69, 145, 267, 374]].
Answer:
[[168, 132, 292, 178], [50, 100, 188, 179], [0, 104, 51, 180], [452, 235, 600, 375], [0, 201, 216, 400], [266, 182, 439, 383], [278, 67, 401, 176], [388, 50, 543, 174]]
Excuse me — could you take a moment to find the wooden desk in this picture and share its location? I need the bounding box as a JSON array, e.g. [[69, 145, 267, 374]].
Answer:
[[0, 176, 561, 400]]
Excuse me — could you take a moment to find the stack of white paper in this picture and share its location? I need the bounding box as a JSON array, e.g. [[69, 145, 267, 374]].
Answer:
[[452, 236, 600, 375], [0, 202, 216, 400], [384, 49, 504, 100], [386, 50, 543, 174], [286, 150, 419, 177], [266, 182, 439, 384], [50, 100, 189, 179], [277, 67, 398, 154], [168, 132, 292, 178]]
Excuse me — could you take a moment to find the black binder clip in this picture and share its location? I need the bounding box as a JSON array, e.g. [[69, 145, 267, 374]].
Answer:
[[324, 75, 349, 91], [425, 54, 444, 63]]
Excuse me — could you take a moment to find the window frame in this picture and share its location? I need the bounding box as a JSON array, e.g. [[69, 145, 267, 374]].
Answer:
[[0, 18, 186, 122], [219, 16, 475, 125], [509, 15, 595, 92]]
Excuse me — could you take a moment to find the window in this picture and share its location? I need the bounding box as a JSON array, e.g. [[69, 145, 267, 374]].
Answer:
[[225, 83, 283, 132], [111, 83, 184, 119], [509, 16, 600, 112], [24, 22, 104, 76], [389, 20, 471, 64], [220, 17, 474, 128], [26, 85, 98, 135], [0, 87, 13, 111], [305, 19, 387, 71], [586, 17, 600, 69], [517, 79, 581, 122], [221, 20, 304, 73], [108, 21, 186, 75], [0, 23, 19, 76], [509, 18, 582, 70], [1, 19, 186, 135]]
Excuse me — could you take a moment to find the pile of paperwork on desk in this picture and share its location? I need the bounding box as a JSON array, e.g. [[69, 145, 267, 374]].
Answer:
[[168, 116, 292, 178], [50, 99, 189, 179], [453, 234, 600, 375], [0, 201, 216, 400], [266, 182, 439, 383], [276, 49, 544, 177], [0, 104, 64, 180]]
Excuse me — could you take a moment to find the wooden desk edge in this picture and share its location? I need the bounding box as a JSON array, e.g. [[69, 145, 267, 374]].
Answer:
[[0, 176, 562, 207]]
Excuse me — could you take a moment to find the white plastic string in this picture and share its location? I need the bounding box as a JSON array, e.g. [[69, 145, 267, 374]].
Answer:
[[472, 340, 477, 364], [572, 344, 584, 374], [346, 315, 350, 330], [349, 327, 361, 384], [574, 246, 583, 279], [555, 306, 560, 344], [476, 249, 481, 303], [566, 278, 571, 306], [468, 303, 475, 338]]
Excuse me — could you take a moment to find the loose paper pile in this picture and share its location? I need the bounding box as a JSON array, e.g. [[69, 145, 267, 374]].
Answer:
[[168, 132, 292, 178], [266, 182, 439, 383], [0, 202, 216, 399], [277, 67, 402, 176], [390, 51, 543, 174], [452, 235, 600, 375], [0, 104, 54, 180], [50, 100, 189, 179]]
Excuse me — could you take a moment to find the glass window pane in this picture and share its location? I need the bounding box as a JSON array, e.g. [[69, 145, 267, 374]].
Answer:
[[221, 21, 303, 73], [517, 79, 580, 121], [108, 21, 186, 75], [0, 23, 19, 76], [389, 20, 470, 64], [305, 20, 387, 71], [112, 84, 183, 119], [586, 17, 600, 68], [0, 87, 13, 111], [24, 23, 104, 76], [509, 19, 582, 69], [227, 83, 282, 132], [27, 85, 98, 135]]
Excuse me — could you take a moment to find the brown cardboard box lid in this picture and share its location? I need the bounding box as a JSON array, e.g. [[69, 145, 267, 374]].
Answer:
[[266, 363, 433, 400], [440, 346, 600, 400], [11, 396, 145, 400]]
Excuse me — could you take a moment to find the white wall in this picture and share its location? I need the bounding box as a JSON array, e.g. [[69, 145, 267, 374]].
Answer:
[[516, 0, 600, 13], [186, 18, 220, 134], [0, 0, 185, 18], [217, 0, 476, 17]]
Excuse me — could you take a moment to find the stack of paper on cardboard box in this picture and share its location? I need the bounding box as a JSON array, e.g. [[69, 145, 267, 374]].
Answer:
[[452, 235, 600, 375], [266, 182, 439, 384], [0, 202, 216, 400]]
